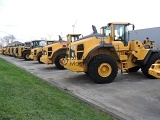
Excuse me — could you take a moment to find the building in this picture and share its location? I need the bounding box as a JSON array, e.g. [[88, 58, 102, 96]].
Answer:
[[129, 27, 160, 49]]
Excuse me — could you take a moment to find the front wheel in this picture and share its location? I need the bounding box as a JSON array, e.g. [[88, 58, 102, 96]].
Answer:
[[141, 53, 160, 78], [37, 53, 43, 64], [55, 54, 66, 69], [23, 51, 30, 61], [88, 55, 118, 84]]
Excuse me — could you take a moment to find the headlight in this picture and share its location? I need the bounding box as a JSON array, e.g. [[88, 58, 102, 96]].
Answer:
[[71, 46, 75, 50], [70, 46, 75, 57], [71, 51, 74, 57]]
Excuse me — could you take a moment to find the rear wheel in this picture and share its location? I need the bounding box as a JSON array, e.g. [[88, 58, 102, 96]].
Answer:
[[88, 55, 118, 84], [55, 54, 66, 69], [141, 53, 160, 78], [23, 51, 30, 61]]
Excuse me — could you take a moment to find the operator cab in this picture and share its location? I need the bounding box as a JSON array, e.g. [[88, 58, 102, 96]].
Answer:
[[67, 34, 82, 43], [101, 22, 134, 46], [31, 40, 46, 48]]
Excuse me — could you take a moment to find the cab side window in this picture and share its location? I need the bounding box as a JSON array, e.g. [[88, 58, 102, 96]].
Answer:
[[114, 25, 125, 41]]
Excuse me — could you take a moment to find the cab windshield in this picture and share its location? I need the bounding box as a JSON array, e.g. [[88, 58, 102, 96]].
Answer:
[[69, 35, 83, 42], [25, 42, 31, 47], [103, 26, 111, 36], [47, 41, 55, 45], [39, 40, 46, 46], [103, 24, 129, 42], [114, 25, 129, 41], [31, 40, 46, 48]]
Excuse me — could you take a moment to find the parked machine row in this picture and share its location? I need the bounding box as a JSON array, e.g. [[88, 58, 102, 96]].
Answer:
[[1, 22, 160, 84]]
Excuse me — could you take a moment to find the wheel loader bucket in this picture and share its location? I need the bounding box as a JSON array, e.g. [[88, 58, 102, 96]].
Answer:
[[149, 64, 160, 78]]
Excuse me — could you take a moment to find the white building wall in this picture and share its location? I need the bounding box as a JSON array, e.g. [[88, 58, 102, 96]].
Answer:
[[129, 27, 160, 49]]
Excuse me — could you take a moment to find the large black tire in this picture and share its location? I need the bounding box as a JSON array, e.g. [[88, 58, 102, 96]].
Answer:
[[141, 53, 160, 78], [88, 54, 118, 84], [55, 54, 66, 70], [84, 72, 89, 76], [23, 51, 30, 61], [128, 66, 140, 72], [37, 53, 43, 64]]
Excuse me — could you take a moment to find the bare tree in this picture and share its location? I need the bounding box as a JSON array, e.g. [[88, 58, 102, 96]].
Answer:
[[0, 34, 16, 46], [0, 38, 5, 47]]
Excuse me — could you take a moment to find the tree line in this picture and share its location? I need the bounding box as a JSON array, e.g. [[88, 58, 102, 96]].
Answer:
[[0, 34, 16, 48]]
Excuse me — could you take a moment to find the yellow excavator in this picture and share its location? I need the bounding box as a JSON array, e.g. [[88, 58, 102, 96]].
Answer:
[[63, 22, 160, 83]]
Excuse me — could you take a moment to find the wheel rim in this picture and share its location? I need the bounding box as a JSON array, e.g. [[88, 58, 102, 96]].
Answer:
[[98, 63, 112, 77], [59, 58, 64, 66], [155, 59, 160, 64], [26, 54, 30, 59]]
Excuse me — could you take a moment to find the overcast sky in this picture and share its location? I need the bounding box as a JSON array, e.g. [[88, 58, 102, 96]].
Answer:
[[0, 0, 159, 42]]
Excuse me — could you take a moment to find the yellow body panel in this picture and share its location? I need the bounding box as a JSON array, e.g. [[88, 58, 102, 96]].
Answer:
[[149, 64, 160, 78], [0, 48, 2, 54], [29, 47, 43, 61], [29, 54, 34, 60], [29, 40, 55, 61], [132, 49, 149, 60], [40, 55, 52, 64], [112, 41, 129, 51], [63, 59, 85, 72], [17, 46, 25, 58], [9, 47, 14, 56], [5, 47, 10, 55], [13, 47, 18, 57], [2, 47, 7, 55], [40, 42, 67, 64], [33, 56, 37, 61]]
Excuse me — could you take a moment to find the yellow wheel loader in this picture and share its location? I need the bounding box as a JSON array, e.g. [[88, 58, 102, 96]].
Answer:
[[17, 42, 30, 59], [40, 36, 67, 69], [12, 43, 24, 58], [29, 40, 55, 63], [8, 44, 19, 57], [1, 47, 6, 55], [9, 45, 14, 56], [0, 48, 2, 54], [63, 22, 160, 84], [5, 46, 11, 55], [12, 45, 17, 57], [17, 40, 45, 61]]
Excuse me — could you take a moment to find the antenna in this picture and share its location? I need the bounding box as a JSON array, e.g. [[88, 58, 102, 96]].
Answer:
[[72, 19, 78, 33], [46, 33, 54, 40]]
